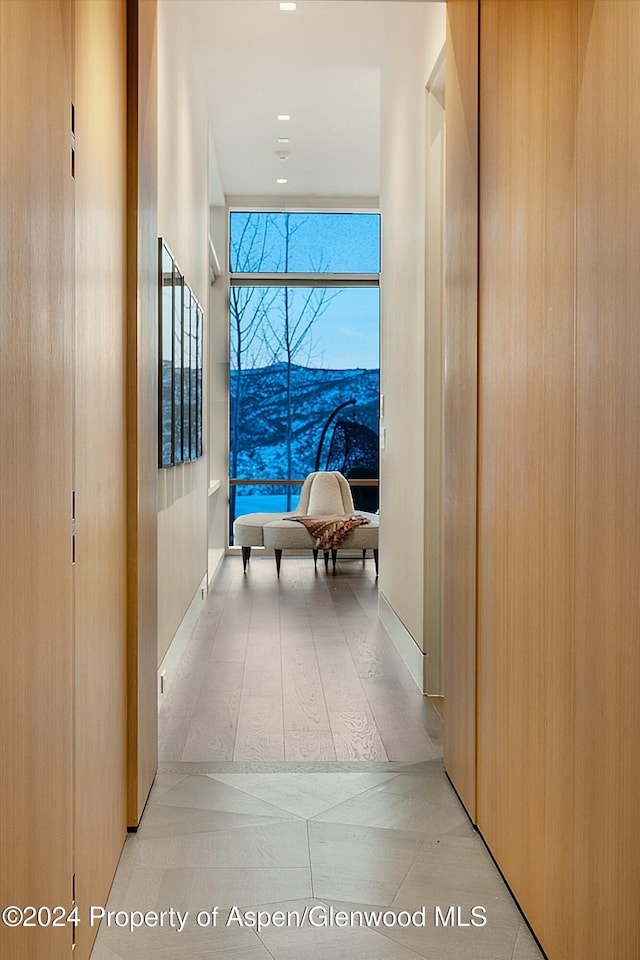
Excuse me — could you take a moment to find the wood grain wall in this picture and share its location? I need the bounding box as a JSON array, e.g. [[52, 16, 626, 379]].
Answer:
[[126, 0, 158, 828], [443, 0, 479, 822], [0, 1, 157, 955], [0, 3, 75, 956], [477, 3, 577, 955], [446, 1, 640, 957], [73, 1, 128, 956], [573, 2, 640, 956]]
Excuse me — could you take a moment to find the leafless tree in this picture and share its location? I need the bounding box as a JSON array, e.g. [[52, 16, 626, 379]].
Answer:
[[262, 213, 339, 508], [229, 214, 278, 521]]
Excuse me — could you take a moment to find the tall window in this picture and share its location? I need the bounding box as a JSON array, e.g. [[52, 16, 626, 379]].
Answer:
[[229, 211, 380, 539]]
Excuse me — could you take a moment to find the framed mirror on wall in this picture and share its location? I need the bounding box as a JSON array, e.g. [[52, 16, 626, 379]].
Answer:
[[158, 238, 204, 468]]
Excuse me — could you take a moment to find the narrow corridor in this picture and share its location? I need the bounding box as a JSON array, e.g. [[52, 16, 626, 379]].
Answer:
[[92, 557, 544, 959]]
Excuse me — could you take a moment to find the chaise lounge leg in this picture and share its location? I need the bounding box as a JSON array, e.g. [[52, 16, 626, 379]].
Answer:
[[323, 551, 330, 572], [362, 549, 367, 562], [331, 549, 338, 571], [373, 548, 379, 577], [274, 549, 282, 577], [312, 548, 319, 569], [241, 546, 251, 572]]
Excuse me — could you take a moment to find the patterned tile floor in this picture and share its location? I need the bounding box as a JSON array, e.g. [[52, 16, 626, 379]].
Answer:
[[91, 761, 545, 960]]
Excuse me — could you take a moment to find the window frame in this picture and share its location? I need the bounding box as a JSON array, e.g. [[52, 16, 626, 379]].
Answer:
[[226, 206, 382, 535]]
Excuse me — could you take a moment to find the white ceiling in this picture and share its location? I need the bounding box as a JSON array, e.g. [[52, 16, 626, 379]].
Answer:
[[180, 0, 441, 202]]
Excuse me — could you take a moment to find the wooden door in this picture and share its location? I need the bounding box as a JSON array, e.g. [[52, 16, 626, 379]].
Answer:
[[443, 0, 479, 822], [476, 3, 577, 955], [73, 1, 129, 956], [0, 3, 75, 957], [573, 2, 640, 955]]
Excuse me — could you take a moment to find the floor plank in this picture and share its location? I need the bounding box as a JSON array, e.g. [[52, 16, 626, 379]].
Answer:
[[234, 694, 284, 761], [284, 730, 337, 761], [282, 643, 331, 733], [329, 709, 389, 761], [157, 556, 442, 764]]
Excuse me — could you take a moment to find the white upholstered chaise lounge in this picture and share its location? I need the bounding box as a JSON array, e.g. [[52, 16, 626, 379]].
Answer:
[[232, 471, 379, 576]]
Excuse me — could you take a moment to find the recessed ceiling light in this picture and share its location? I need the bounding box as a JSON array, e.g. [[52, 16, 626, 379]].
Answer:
[[277, 137, 290, 144], [277, 114, 291, 121], [276, 178, 288, 184], [279, 3, 297, 10]]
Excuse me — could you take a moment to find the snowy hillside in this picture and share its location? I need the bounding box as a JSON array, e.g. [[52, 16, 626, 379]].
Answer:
[[230, 362, 379, 484]]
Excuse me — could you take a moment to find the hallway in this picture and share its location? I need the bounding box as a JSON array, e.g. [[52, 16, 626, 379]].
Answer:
[[158, 556, 441, 764], [92, 558, 544, 960]]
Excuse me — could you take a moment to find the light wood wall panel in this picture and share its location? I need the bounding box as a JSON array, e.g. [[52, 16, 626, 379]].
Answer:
[[477, 3, 577, 956], [0, 3, 75, 957], [126, 0, 158, 826], [443, 0, 479, 821], [447, 2, 640, 957], [1, 2, 157, 953], [73, 1, 128, 956], [573, 2, 640, 956]]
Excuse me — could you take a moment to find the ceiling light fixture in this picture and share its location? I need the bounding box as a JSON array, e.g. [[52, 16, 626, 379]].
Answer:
[[277, 137, 290, 144], [279, 3, 297, 11], [276, 178, 288, 184], [277, 114, 291, 121]]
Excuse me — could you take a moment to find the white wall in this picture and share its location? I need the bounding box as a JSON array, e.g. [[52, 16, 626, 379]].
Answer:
[[379, 2, 446, 690], [157, 0, 210, 663], [207, 200, 230, 580], [424, 57, 446, 694]]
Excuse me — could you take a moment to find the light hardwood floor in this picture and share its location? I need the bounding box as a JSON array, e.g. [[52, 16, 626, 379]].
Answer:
[[158, 555, 442, 763], [94, 558, 546, 960]]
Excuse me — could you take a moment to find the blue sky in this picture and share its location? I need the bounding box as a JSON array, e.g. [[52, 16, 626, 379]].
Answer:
[[229, 211, 380, 273], [230, 212, 380, 369], [290, 286, 379, 369]]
